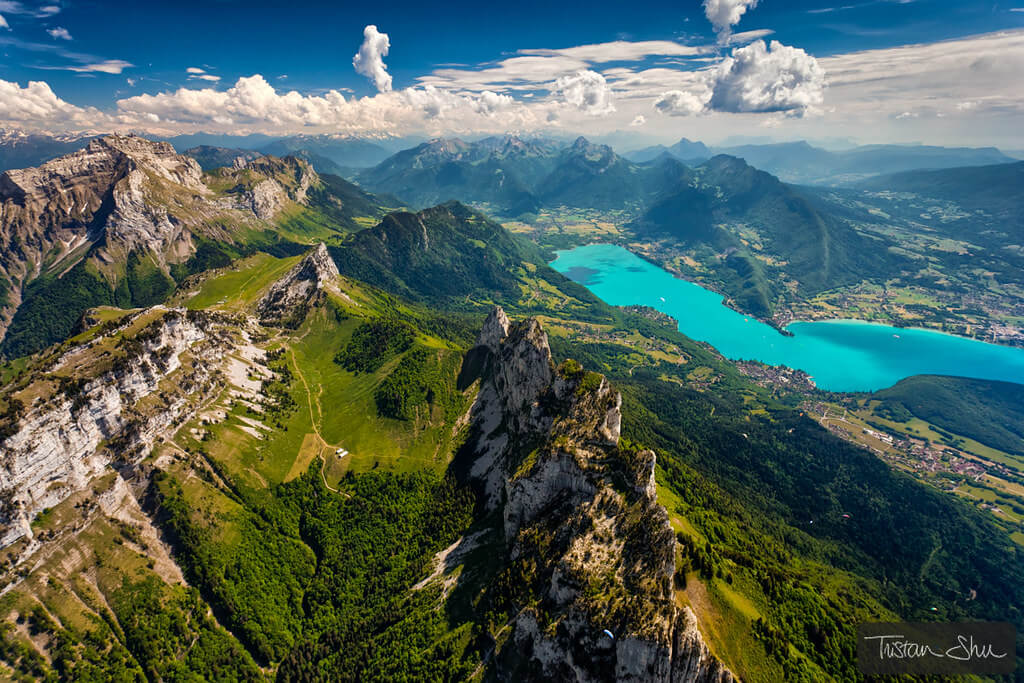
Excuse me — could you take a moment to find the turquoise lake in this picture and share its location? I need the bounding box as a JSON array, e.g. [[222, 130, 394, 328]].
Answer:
[[550, 243, 1024, 392]]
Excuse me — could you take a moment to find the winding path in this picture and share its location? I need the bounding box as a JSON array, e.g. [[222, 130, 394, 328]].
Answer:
[[287, 346, 345, 495]]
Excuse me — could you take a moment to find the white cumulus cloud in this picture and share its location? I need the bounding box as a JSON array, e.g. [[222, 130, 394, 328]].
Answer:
[[630, 114, 646, 126], [353, 24, 392, 93], [0, 78, 103, 127], [0, 14, 8, 29], [47, 26, 71, 40], [703, 0, 759, 42], [708, 39, 825, 116], [554, 70, 615, 116], [473, 90, 516, 115], [113, 74, 542, 136], [654, 89, 708, 116]]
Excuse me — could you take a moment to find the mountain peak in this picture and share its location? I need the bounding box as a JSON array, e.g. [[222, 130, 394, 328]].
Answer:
[[2, 133, 204, 203], [257, 242, 339, 327], [571, 135, 592, 150], [459, 311, 733, 681], [476, 306, 511, 352]]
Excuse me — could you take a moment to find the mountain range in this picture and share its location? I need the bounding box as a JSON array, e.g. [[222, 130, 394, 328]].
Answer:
[[358, 135, 921, 317], [0, 135, 387, 358], [627, 138, 1016, 184], [358, 135, 700, 214], [0, 133, 1021, 681], [0, 131, 399, 178]]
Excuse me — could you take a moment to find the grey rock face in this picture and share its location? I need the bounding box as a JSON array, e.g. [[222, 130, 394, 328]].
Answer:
[[257, 243, 339, 326], [462, 307, 734, 682], [0, 136, 319, 343], [476, 306, 510, 352], [672, 608, 735, 683], [0, 310, 211, 547]]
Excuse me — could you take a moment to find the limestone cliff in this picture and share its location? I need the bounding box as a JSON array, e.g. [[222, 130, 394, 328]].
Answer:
[[257, 242, 339, 327], [463, 307, 733, 682], [0, 308, 230, 548], [0, 135, 317, 341]]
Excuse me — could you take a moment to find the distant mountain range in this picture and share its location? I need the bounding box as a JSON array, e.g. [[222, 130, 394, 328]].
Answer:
[[357, 135, 692, 215], [625, 137, 1016, 185], [258, 134, 393, 169], [0, 129, 99, 171], [2, 128, 1017, 187], [624, 138, 711, 164], [0, 131, 399, 176]]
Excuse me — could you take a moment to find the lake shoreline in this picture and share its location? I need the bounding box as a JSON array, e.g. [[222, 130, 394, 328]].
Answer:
[[550, 243, 1024, 392], [616, 242, 1022, 351]]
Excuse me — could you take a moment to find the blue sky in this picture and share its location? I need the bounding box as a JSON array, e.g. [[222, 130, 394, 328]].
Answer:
[[1, 0, 1023, 146]]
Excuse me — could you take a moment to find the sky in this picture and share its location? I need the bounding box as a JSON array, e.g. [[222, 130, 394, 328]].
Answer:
[[1, 0, 1023, 147]]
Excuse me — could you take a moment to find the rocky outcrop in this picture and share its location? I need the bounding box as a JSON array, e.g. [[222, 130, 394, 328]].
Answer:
[[226, 155, 318, 219], [257, 243, 339, 327], [462, 307, 733, 683], [0, 135, 205, 261], [0, 309, 223, 547], [671, 607, 735, 683], [0, 136, 320, 342]]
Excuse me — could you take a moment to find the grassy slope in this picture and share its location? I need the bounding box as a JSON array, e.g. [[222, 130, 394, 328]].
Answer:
[[873, 375, 1024, 456]]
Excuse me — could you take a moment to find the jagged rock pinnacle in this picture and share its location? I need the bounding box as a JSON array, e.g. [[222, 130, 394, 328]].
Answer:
[[257, 243, 339, 326], [477, 306, 510, 352], [458, 310, 733, 682]]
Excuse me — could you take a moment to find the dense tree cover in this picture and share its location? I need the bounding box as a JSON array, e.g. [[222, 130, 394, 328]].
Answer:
[[110, 577, 262, 681], [2, 245, 212, 359], [152, 465, 476, 677], [873, 375, 1024, 455], [0, 602, 142, 682], [0, 563, 261, 681], [624, 374, 1024, 674], [124, 251, 176, 308], [169, 239, 237, 281], [374, 346, 463, 421], [334, 318, 415, 373], [0, 261, 120, 359], [329, 202, 533, 302], [152, 473, 316, 662]]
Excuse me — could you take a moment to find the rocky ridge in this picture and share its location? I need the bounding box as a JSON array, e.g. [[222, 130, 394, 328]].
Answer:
[[0, 308, 235, 548], [463, 307, 733, 682], [257, 242, 339, 327], [0, 135, 317, 341], [225, 154, 318, 219]]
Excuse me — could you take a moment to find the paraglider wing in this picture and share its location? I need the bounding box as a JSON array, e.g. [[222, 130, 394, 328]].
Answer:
[[603, 629, 615, 640]]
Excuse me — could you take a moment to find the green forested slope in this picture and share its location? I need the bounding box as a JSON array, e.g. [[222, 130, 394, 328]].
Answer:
[[875, 374, 1024, 455]]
